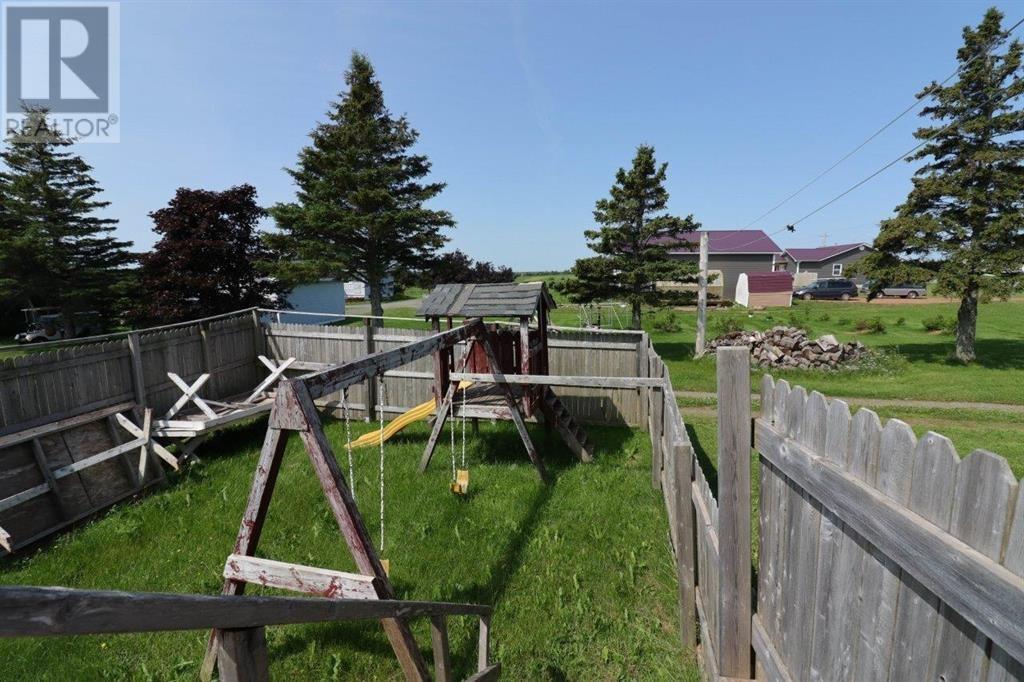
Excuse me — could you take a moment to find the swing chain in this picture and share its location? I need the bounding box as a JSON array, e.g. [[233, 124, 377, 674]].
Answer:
[[342, 387, 355, 502], [461, 382, 467, 469], [378, 374, 387, 555], [450, 382, 456, 482]]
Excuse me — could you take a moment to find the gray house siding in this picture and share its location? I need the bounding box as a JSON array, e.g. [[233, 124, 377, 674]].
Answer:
[[798, 249, 871, 284], [671, 253, 777, 299]]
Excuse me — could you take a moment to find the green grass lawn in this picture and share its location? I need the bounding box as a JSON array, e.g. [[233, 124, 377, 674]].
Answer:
[[653, 298, 1024, 405], [0, 418, 697, 681]]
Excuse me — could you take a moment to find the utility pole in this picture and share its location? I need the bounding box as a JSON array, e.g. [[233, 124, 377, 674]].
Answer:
[[695, 232, 709, 358]]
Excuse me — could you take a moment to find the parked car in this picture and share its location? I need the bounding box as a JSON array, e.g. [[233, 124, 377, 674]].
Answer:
[[793, 278, 859, 301], [876, 283, 927, 299]]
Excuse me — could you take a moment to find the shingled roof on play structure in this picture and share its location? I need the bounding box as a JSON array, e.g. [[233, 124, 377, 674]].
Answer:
[[417, 282, 557, 318]]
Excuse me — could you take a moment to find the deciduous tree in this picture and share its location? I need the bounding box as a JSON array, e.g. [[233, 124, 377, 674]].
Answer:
[[562, 145, 699, 329], [133, 184, 287, 324], [859, 8, 1024, 362], [415, 250, 515, 287]]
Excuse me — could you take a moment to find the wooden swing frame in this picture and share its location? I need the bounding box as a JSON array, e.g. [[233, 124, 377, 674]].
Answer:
[[201, 320, 511, 682]]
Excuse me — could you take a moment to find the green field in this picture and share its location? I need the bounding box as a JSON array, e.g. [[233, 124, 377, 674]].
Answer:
[[650, 298, 1024, 406], [0, 419, 697, 681]]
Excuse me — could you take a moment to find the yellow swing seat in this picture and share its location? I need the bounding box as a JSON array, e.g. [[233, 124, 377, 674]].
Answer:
[[450, 469, 470, 495]]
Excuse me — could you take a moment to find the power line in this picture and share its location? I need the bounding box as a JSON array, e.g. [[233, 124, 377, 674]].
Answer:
[[742, 15, 1024, 229]]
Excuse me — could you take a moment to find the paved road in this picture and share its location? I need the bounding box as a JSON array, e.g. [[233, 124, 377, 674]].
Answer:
[[346, 297, 424, 314], [674, 390, 1024, 414]]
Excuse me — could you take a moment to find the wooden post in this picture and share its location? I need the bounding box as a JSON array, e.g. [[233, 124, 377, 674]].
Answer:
[[201, 426, 289, 681], [674, 442, 696, 647], [478, 614, 491, 671], [251, 309, 266, 359], [199, 321, 215, 396], [127, 332, 146, 410], [217, 626, 270, 682], [650, 386, 664, 490], [430, 317, 448, 409], [519, 316, 532, 416], [430, 616, 452, 682], [716, 346, 752, 678], [637, 332, 650, 430], [364, 317, 376, 422], [695, 232, 709, 358]]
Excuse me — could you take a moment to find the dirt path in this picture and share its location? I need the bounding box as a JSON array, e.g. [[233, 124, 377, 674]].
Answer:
[[674, 390, 1024, 415]]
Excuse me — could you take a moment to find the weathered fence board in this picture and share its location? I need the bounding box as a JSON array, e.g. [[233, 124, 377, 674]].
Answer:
[[753, 373, 1024, 681]]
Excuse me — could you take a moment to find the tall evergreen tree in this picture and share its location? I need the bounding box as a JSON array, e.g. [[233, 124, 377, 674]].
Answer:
[[268, 52, 453, 323], [562, 145, 699, 329], [859, 8, 1024, 362], [133, 185, 288, 325], [0, 108, 133, 335]]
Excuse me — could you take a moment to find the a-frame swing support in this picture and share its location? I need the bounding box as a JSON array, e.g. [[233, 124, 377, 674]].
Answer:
[[202, 322, 487, 682]]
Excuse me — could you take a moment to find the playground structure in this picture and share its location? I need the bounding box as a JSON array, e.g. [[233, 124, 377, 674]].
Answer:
[[416, 282, 595, 481]]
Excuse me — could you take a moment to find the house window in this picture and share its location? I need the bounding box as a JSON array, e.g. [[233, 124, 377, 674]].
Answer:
[[832, 263, 843, 276]]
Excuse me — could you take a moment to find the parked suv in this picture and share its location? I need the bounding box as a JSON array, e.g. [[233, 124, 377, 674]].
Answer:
[[793, 278, 859, 301]]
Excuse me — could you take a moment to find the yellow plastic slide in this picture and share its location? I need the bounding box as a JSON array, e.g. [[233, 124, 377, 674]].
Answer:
[[349, 381, 472, 449]]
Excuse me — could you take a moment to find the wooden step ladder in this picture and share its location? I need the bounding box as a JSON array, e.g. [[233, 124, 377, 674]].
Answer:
[[541, 387, 594, 462]]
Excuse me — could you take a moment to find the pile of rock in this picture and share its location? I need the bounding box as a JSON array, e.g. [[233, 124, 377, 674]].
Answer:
[[708, 326, 868, 370]]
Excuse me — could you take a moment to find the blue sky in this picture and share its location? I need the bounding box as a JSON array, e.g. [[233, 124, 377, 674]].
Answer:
[[73, 0, 1011, 270]]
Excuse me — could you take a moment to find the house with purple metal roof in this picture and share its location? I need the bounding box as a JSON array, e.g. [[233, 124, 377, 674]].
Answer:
[[781, 242, 873, 285], [659, 229, 784, 299]]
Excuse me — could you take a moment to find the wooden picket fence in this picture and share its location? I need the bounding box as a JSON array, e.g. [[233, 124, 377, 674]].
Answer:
[[650, 344, 1024, 681]]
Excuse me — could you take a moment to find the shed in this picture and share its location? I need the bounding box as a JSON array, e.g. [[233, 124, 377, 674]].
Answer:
[[735, 271, 793, 308], [281, 279, 346, 323]]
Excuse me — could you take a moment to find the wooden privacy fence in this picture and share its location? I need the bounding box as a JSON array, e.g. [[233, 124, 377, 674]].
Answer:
[[654, 345, 1024, 681], [0, 310, 264, 435], [264, 320, 649, 426]]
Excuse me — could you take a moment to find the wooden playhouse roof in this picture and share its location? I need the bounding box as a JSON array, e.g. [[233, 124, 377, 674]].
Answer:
[[417, 282, 556, 318]]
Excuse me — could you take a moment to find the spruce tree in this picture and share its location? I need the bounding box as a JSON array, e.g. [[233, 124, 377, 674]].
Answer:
[[133, 185, 288, 325], [269, 52, 453, 323], [859, 8, 1024, 362], [562, 145, 699, 329], [0, 108, 133, 335]]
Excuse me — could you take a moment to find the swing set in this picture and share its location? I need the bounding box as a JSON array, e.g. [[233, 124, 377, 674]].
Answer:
[[199, 282, 644, 680], [201, 321, 499, 682]]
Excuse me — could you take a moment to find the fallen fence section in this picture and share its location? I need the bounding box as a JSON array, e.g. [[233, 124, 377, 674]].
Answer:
[[0, 311, 263, 553]]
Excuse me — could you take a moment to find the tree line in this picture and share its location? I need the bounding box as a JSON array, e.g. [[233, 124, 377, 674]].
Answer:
[[0, 53, 512, 337]]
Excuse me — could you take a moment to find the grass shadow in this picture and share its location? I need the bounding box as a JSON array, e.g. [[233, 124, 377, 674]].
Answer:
[[885, 339, 1024, 370], [686, 422, 718, 494]]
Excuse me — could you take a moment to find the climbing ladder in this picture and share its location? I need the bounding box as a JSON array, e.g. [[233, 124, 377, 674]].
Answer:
[[540, 387, 594, 463]]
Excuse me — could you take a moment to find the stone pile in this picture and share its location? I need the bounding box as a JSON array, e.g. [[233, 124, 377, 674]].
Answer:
[[708, 326, 868, 370]]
